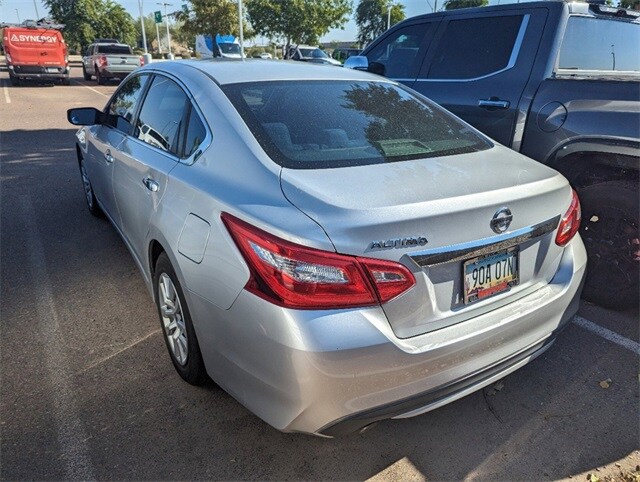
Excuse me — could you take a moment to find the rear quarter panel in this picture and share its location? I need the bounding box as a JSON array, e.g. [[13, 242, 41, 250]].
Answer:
[[520, 77, 640, 164]]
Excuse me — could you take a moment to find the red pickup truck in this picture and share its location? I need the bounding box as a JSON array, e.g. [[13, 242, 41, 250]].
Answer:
[[1, 20, 70, 86]]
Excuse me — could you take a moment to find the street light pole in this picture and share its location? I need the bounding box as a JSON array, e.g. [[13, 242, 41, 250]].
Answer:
[[138, 0, 148, 54], [156, 22, 162, 53], [158, 2, 173, 59], [238, 0, 245, 60], [387, 4, 392, 30], [32, 0, 40, 19]]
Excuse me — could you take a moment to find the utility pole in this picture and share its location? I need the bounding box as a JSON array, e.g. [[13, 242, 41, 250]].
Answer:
[[156, 22, 162, 53], [387, 4, 392, 30], [158, 2, 173, 59], [15, 9, 20, 22], [32, 0, 40, 19]]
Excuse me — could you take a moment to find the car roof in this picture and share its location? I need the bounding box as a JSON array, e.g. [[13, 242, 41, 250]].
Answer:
[[150, 59, 392, 86]]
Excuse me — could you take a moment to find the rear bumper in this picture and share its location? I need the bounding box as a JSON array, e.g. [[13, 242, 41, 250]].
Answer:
[[101, 66, 138, 78], [8, 64, 69, 80], [187, 236, 586, 436]]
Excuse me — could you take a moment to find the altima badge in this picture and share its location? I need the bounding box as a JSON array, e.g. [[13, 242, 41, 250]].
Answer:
[[491, 208, 513, 234], [369, 236, 428, 251]]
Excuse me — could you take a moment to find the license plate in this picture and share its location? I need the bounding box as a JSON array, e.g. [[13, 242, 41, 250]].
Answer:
[[46, 67, 59, 73], [463, 248, 519, 304]]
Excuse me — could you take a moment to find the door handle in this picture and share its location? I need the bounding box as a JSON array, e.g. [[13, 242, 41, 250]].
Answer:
[[104, 150, 114, 163], [478, 98, 510, 110], [143, 177, 159, 192]]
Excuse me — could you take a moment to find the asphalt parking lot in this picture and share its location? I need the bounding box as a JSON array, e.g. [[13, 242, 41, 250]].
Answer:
[[0, 64, 638, 481]]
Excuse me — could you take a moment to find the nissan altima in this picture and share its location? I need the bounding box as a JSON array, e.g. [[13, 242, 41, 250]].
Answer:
[[67, 60, 586, 436]]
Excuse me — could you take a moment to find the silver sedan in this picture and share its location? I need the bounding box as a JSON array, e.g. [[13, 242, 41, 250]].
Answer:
[[67, 60, 587, 436]]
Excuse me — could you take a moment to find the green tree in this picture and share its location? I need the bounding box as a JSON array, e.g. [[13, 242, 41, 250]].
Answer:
[[44, 0, 136, 51], [174, 0, 248, 40], [618, 0, 640, 8], [443, 0, 488, 10], [355, 0, 405, 47], [246, 0, 351, 56]]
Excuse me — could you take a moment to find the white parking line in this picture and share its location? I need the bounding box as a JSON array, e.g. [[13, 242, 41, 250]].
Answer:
[[573, 315, 640, 355], [3, 82, 10, 103], [72, 79, 108, 97]]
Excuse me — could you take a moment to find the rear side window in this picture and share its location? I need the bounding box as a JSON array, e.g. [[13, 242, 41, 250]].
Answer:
[[558, 17, 640, 72], [135, 76, 188, 155], [366, 23, 431, 78], [183, 107, 207, 158], [427, 15, 526, 80], [222, 80, 490, 169], [97, 45, 133, 55], [107, 74, 150, 134]]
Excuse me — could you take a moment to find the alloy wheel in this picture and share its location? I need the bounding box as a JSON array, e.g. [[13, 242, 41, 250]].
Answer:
[[158, 273, 189, 366]]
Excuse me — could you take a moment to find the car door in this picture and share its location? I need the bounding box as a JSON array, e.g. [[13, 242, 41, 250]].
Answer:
[[85, 74, 150, 225], [412, 7, 548, 146], [363, 19, 439, 90], [112, 74, 188, 265]]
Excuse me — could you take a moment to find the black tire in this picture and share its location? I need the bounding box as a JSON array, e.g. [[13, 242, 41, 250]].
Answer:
[[79, 158, 103, 217], [82, 65, 91, 81], [154, 253, 208, 385], [96, 68, 105, 85], [61, 77, 71, 86], [8, 72, 20, 87], [579, 181, 639, 310]]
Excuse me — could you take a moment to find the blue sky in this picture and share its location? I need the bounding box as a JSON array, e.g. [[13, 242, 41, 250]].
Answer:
[[0, 0, 500, 42]]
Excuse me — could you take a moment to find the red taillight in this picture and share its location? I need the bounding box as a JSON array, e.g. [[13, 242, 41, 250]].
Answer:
[[221, 213, 416, 309], [555, 189, 581, 247], [98, 55, 107, 67], [139, 55, 145, 66]]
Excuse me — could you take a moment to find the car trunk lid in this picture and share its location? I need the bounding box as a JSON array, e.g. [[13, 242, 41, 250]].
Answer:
[[280, 146, 571, 338]]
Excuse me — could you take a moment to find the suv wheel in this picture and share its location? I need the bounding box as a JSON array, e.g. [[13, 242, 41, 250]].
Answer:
[[82, 65, 91, 80]]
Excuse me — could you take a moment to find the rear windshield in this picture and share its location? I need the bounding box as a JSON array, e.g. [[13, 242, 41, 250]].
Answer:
[[97, 45, 133, 55], [299, 48, 328, 59], [222, 80, 491, 169], [559, 17, 640, 72]]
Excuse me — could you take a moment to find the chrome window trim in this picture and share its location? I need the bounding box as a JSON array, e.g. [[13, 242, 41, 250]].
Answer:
[[414, 14, 530, 83], [409, 214, 560, 267]]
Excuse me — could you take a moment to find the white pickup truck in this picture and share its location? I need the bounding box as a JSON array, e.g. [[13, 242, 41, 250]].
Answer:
[[82, 42, 142, 84]]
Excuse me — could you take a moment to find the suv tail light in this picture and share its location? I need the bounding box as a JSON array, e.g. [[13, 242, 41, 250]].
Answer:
[[139, 55, 145, 66], [222, 213, 416, 309], [97, 55, 107, 67], [555, 189, 581, 246]]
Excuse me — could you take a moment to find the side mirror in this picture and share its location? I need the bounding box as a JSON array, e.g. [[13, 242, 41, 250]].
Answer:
[[368, 61, 385, 76], [344, 55, 369, 71], [67, 107, 102, 126]]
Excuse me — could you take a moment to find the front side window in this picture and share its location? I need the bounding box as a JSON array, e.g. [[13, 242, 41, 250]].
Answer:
[[428, 15, 525, 80], [366, 23, 430, 78], [558, 17, 640, 72], [107, 74, 150, 134], [222, 80, 490, 169], [135, 76, 188, 155]]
